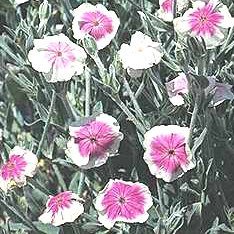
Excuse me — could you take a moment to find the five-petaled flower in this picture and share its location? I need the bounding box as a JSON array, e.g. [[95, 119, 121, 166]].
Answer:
[[118, 31, 163, 77], [143, 125, 195, 182], [157, 0, 189, 22], [39, 191, 84, 226], [205, 77, 234, 106], [0, 146, 38, 193], [66, 113, 123, 169], [174, 0, 234, 49], [28, 34, 87, 82], [72, 3, 120, 50], [165, 72, 189, 106], [95, 179, 153, 229]]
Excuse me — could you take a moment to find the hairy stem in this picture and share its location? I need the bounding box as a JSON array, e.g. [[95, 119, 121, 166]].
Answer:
[[36, 89, 56, 157], [77, 68, 91, 196]]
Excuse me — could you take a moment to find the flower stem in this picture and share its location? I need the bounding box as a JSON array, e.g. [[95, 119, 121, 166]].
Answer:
[[188, 93, 200, 148], [77, 68, 91, 196], [77, 171, 85, 196], [156, 179, 165, 215], [173, 0, 177, 19], [123, 75, 144, 120], [36, 89, 56, 158]]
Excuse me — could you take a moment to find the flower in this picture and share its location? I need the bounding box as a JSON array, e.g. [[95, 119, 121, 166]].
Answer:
[[174, 0, 234, 49], [66, 113, 123, 169], [206, 77, 234, 106], [39, 191, 84, 226], [72, 3, 120, 50], [0, 146, 38, 193], [118, 31, 163, 77], [28, 34, 87, 82], [95, 179, 153, 229], [143, 125, 195, 182], [157, 0, 189, 22], [165, 72, 189, 106]]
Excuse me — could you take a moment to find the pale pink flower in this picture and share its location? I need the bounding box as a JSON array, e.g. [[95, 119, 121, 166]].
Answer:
[[66, 113, 123, 169], [28, 34, 87, 82], [206, 77, 234, 106], [95, 179, 153, 229], [165, 72, 189, 106], [39, 191, 84, 226], [72, 3, 120, 50], [174, 0, 234, 49], [157, 0, 189, 22], [119, 31, 163, 77], [0, 146, 38, 193], [143, 125, 195, 182]]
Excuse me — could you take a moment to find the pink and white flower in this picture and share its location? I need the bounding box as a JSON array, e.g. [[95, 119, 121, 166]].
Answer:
[[72, 3, 120, 50], [95, 179, 153, 229], [143, 125, 195, 182], [0, 146, 38, 193], [206, 77, 234, 106], [157, 0, 189, 22], [174, 0, 234, 49], [165, 72, 189, 106], [118, 31, 163, 77], [66, 113, 123, 169], [39, 191, 84, 226], [28, 34, 87, 82]]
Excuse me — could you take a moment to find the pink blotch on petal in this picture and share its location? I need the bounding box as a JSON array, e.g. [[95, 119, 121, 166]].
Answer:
[[188, 3, 223, 36], [74, 120, 116, 158], [79, 11, 113, 40], [161, 0, 173, 13], [48, 191, 73, 216], [44, 41, 76, 69], [1, 155, 27, 180], [101, 182, 146, 220], [150, 133, 188, 174]]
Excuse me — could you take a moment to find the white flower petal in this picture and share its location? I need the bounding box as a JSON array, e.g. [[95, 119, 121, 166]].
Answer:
[[66, 139, 90, 167], [38, 209, 54, 225], [218, 5, 234, 28], [0, 176, 9, 193]]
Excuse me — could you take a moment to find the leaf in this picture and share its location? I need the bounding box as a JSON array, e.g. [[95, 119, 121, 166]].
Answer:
[[191, 128, 207, 156], [185, 202, 202, 226], [33, 222, 60, 234], [92, 101, 103, 115], [81, 222, 103, 233], [69, 172, 80, 193]]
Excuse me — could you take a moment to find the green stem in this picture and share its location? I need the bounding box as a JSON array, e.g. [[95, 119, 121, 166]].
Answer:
[[114, 95, 146, 135], [220, 27, 234, 54], [77, 171, 85, 196], [123, 76, 144, 120], [156, 179, 165, 215], [36, 89, 56, 158], [77, 68, 91, 196], [173, 0, 177, 19], [189, 94, 200, 148]]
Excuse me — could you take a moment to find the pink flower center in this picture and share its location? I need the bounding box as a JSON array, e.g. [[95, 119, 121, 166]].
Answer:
[[79, 11, 113, 40], [74, 120, 116, 158], [1, 155, 27, 180], [45, 42, 76, 69], [188, 3, 223, 36], [48, 192, 73, 215], [161, 0, 173, 13], [102, 182, 146, 220], [150, 133, 188, 173]]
